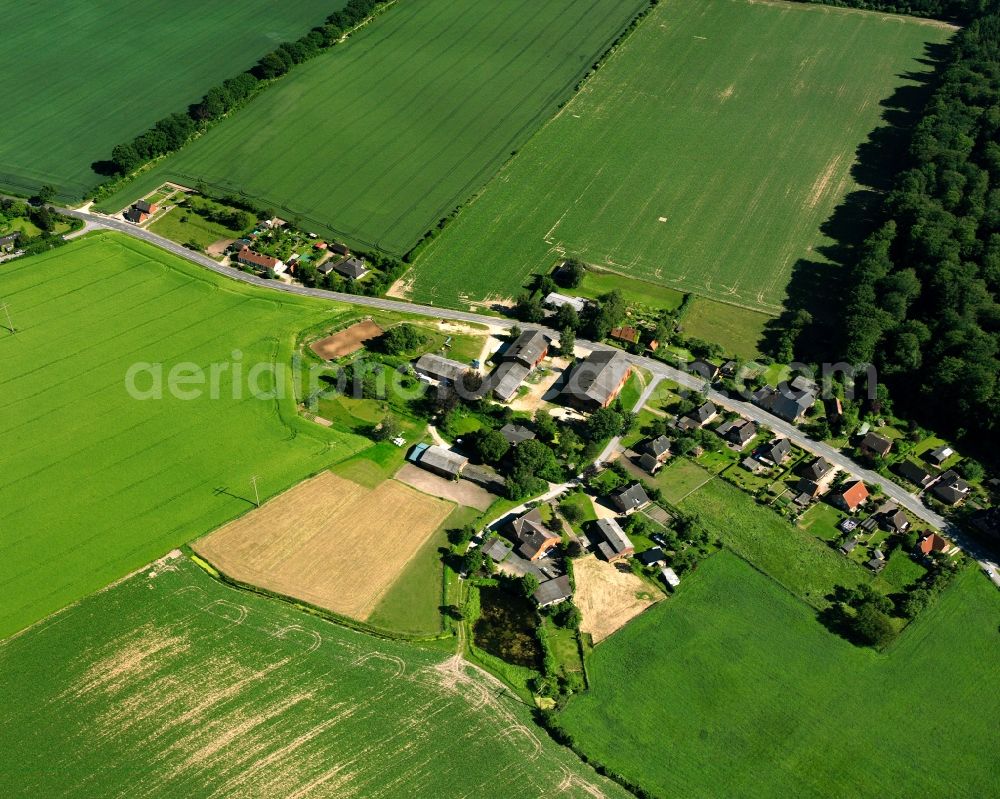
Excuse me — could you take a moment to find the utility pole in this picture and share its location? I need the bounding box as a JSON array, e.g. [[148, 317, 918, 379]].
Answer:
[[250, 475, 261, 508], [0, 301, 14, 334]]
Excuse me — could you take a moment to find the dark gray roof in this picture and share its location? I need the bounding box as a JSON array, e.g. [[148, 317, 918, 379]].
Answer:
[[560, 350, 631, 408], [533, 575, 572, 606], [692, 401, 717, 424], [771, 388, 815, 422], [897, 460, 933, 487], [500, 424, 535, 445], [638, 453, 660, 473], [329, 242, 350, 255], [764, 438, 792, 463], [862, 432, 893, 455], [840, 537, 859, 554], [729, 420, 757, 444], [688, 359, 720, 380], [0, 233, 18, 245], [802, 457, 834, 482], [594, 517, 634, 555], [611, 483, 650, 513], [135, 199, 155, 213], [931, 470, 971, 505], [333, 256, 367, 279], [501, 330, 549, 367], [644, 435, 671, 458], [418, 445, 468, 477], [415, 353, 470, 383], [482, 538, 512, 562], [636, 547, 666, 566], [885, 509, 910, 532], [927, 445, 954, 464]]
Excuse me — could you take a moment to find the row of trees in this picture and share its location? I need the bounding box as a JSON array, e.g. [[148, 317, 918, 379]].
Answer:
[[797, 0, 984, 23], [107, 0, 388, 177], [837, 10, 1000, 447]]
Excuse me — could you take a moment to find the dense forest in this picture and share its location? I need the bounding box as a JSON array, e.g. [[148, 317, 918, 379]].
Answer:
[[839, 8, 1000, 443]]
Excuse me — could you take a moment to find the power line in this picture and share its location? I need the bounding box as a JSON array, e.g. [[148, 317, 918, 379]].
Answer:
[[0, 301, 15, 334], [250, 475, 261, 508]]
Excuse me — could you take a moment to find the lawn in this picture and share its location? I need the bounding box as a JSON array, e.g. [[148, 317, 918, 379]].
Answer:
[[0, 1, 338, 199], [0, 554, 630, 798], [0, 233, 372, 638], [107, 0, 650, 253], [148, 204, 246, 254], [679, 471, 874, 607], [653, 457, 715, 505], [559, 552, 1000, 798], [573, 269, 685, 312], [681, 296, 772, 360], [407, 0, 952, 316]]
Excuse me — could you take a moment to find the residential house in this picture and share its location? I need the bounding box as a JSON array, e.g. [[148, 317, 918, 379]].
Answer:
[[638, 452, 661, 474], [866, 550, 887, 573], [897, 460, 934, 489], [835, 480, 870, 513], [793, 491, 813, 509], [501, 330, 549, 369], [824, 397, 844, 424], [755, 384, 815, 423], [533, 575, 573, 608], [761, 438, 792, 466], [741, 457, 766, 474], [414, 353, 471, 385], [689, 401, 717, 427], [801, 457, 834, 483], [610, 483, 650, 514], [610, 326, 640, 345], [559, 350, 632, 411], [726, 419, 757, 449], [409, 444, 467, 480], [512, 508, 561, 561], [135, 199, 158, 214], [593, 517, 635, 561], [839, 536, 860, 554], [720, 360, 738, 378], [789, 375, 817, 394], [643, 435, 671, 463], [796, 478, 824, 499], [917, 532, 954, 557], [881, 507, 910, 534], [332, 256, 368, 279], [688, 359, 721, 381], [926, 445, 954, 466], [861, 432, 893, 459], [931, 470, 971, 506], [636, 547, 666, 567], [482, 537, 512, 563], [499, 424, 536, 446], [0, 233, 18, 252], [236, 247, 284, 274], [543, 292, 588, 314]]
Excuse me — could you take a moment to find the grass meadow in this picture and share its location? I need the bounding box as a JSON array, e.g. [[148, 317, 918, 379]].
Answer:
[[407, 0, 952, 315], [0, 555, 630, 799], [560, 552, 1000, 798], [0, 233, 371, 637], [0, 1, 336, 199], [117, 0, 649, 253]]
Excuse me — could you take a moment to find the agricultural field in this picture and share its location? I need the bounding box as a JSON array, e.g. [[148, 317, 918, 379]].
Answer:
[[406, 0, 952, 318], [573, 554, 662, 643], [0, 1, 338, 199], [0, 233, 371, 638], [559, 552, 1000, 798], [112, 0, 651, 254], [0, 553, 631, 799], [192, 472, 454, 622]]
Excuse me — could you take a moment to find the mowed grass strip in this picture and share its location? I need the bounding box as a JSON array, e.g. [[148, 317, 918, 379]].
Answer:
[[407, 0, 952, 312], [0, 555, 632, 799], [0, 0, 338, 198], [0, 233, 370, 638], [559, 552, 1000, 798], [125, 0, 650, 253]]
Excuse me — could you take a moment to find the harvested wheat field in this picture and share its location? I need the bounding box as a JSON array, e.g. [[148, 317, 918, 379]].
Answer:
[[574, 555, 662, 643], [310, 320, 383, 360], [193, 472, 452, 620]]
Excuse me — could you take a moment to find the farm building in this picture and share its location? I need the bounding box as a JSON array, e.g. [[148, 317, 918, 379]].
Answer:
[[544, 292, 587, 314], [482, 537, 512, 563], [488, 361, 531, 403], [408, 443, 467, 480], [559, 350, 631, 410], [660, 567, 681, 588], [836, 480, 870, 512], [500, 329, 549, 368], [236, 247, 285, 274], [512, 508, 560, 561], [636, 547, 666, 567], [533, 575, 572, 608], [610, 483, 650, 514], [930, 471, 971, 505], [414, 353, 471, 384], [593, 517, 634, 561], [332, 256, 368, 279]]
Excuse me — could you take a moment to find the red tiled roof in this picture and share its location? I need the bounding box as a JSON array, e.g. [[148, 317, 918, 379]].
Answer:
[[237, 247, 280, 270], [840, 480, 869, 510], [611, 326, 639, 343], [919, 533, 950, 555]]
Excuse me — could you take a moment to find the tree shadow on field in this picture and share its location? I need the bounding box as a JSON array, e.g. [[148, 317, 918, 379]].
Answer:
[[762, 41, 952, 363]]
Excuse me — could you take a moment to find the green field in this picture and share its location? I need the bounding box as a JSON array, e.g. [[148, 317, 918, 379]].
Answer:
[[0, 554, 629, 798], [112, 0, 649, 253], [407, 0, 952, 314], [0, 233, 371, 637], [0, 1, 338, 199], [682, 296, 772, 359], [560, 552, 1000, 798], [680, 472, 874, 607]]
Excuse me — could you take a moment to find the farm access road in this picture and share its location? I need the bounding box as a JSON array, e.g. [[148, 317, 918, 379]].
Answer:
[[57, 207, 989, 567]]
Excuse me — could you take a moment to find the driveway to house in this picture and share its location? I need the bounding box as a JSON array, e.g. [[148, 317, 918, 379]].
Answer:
[[598, 375, 663, 465], [55, 206, 990, 564]]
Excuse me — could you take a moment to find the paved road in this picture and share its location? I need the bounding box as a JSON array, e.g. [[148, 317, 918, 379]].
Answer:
[[55, 207, 986, 558]]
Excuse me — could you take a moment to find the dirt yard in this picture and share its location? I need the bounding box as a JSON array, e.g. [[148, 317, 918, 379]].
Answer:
[[573, 555, 662, 643], [192, 472, 452, 621], [310, 320, 383, 360], [394, 463, 494, 511]]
